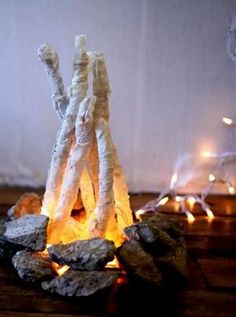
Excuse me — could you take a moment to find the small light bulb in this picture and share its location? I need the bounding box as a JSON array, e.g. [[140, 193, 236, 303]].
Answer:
[[135, 209, 146, 220], [205, 207, 214, 219], [186, 211, 195, 223], [209, 174, 216, 182], [187, 197, 196, 211], [222, 117, 233, 126], [201, 151, 217, 158], [228, 184, 235, 195], [157, 196, 169, 206], [175, 195, 182, 202]]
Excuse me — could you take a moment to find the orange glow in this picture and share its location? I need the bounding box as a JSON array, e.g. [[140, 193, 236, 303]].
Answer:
[[105, 256, 120, 269], [52, 262, 70, 276], [57, 265, 70, 276], [222, 117, 233, 126]]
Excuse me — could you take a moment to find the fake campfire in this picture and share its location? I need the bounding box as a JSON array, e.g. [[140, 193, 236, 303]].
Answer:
[[0, 35, 187, 297]]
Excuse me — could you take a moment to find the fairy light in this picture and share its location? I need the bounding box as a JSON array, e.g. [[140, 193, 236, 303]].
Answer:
[[209, 174, 216, 182], [222, 117, 234, 126], [185, 210, 195, 223], [135, 209, 146, 220], [204, 207, 214, 219], [228, 184, 235, 194], [175, 196, 182, 202], [201, 151, 217, 158], [156, 196, 169, 206], [187, 196, 196, 211], [144, 121, 236, 222]]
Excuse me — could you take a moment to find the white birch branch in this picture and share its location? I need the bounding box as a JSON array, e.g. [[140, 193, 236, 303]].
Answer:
[[89, 118, 115, 237], [48, 96, 96, 243], [38, 43, 68, 119], [41, 35, 89, 219]]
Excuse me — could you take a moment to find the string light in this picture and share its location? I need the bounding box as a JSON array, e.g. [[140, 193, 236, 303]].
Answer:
[[222, 117, 234, 126], [209, 174, 216, 182], [137, 117, 235, 222], [187, 196, 196, 211], [204, 207, 214, 220], [228, 184, 235, 194], [185, 210, 195, 223], [156, 196, 169, 207], [135, 209, 146, 220]]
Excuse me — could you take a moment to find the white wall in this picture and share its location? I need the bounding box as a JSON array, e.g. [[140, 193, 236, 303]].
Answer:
[[1, 0, 236, 193]]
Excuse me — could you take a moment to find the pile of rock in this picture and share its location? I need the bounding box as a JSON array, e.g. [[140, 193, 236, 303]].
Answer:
[[0, 192, 187, 297]]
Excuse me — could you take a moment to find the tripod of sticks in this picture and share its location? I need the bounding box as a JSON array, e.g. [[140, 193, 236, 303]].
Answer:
[[38, 35, 133, 244]]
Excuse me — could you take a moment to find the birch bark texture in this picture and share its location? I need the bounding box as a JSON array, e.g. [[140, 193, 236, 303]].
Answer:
[[38, 35, 133, 244]]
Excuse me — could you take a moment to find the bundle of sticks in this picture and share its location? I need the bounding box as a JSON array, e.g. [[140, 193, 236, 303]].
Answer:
[[38, 35, 133, 244]]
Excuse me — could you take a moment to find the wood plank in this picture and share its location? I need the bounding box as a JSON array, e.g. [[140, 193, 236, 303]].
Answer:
[[198, 258, 236, 288], [186, 234, 236, 257], [177, 290, 236, 317], [0, 313, 104, 317]]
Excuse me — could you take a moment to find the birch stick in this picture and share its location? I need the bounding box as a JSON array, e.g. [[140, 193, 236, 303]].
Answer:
[[92, 53, 110, 120], [79, 52, 110, 216], [41, 35, 89, 219], [87, 139, 99, 201], [48, 96, 96, 243], [38, 43, 68, 119], [92, 53, 133, 230], [89, 118, 115, 237]]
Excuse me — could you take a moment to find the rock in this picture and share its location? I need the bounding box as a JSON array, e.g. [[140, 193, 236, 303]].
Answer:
[[139, 212, 184, 240], [12, 250, 54, 283], [7, 192, 42, 219], [157, 237, 188, 280], [118, 239, 162, 285], [130, 212, 188, 281], [124, 221, 177, 255], [4, 215, 49, 251], [42, 270, 118, 297], [0, 219, 22, 259], [47, 237, 116, 270]]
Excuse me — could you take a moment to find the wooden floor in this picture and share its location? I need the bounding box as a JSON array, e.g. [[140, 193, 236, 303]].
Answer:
[[0, 188, 236, 317]]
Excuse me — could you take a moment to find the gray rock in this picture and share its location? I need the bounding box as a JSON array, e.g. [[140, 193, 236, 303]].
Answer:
[[157, 237, 188, 280], [0, 219, 22, 259], [130, 212, 188, 281], [7, 192, 42, 219], [12, 249, 54, 283], [124, 221, 177, 253], [47, 237, 116, 270], [42, 270, 118, 297], [4, 215, 49, 251], [118, 239, 162, 285], [139, 212, 184, 240]]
